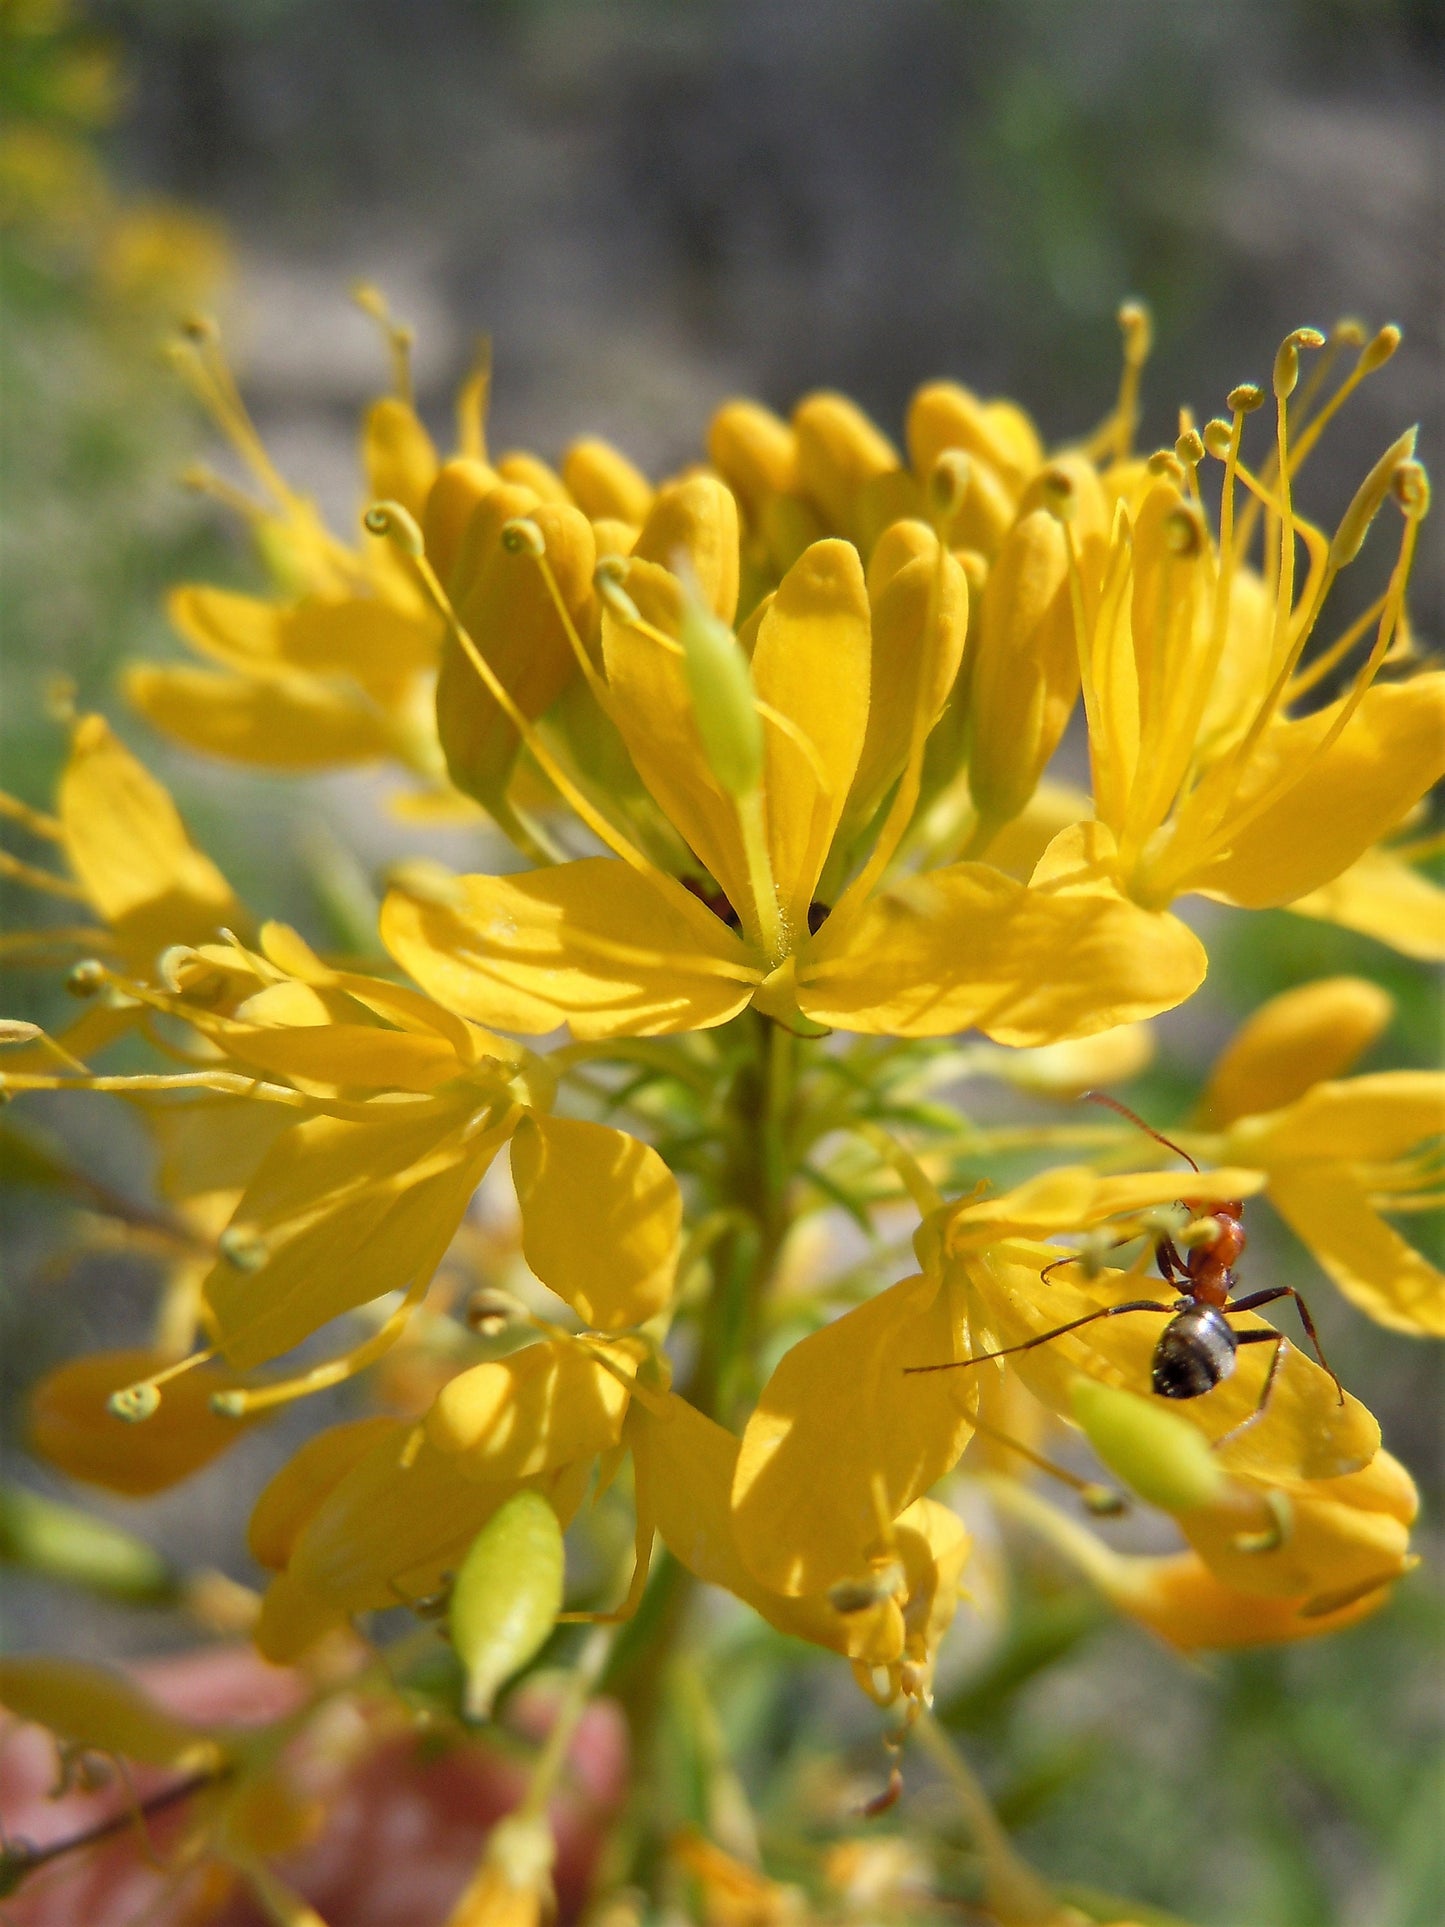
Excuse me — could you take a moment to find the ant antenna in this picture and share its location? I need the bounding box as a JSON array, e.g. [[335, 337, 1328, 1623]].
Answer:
[[1081, 1090, 1200, 1174]]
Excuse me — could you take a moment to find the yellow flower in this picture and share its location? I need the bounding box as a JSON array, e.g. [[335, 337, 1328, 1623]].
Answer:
[[251, 1415, 592, 1662], [935, 1168, 1381, 1483], [382, 507, 1205, 1046], [28, 1346, 260, 1494], [1065, 328, 1443, 944], [1219, 1071, 1445, 1337], [630, 1390, 970, 1704]]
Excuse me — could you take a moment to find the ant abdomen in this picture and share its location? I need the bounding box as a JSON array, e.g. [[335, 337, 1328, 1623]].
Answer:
[[1151, 1304, 1238, 1400]]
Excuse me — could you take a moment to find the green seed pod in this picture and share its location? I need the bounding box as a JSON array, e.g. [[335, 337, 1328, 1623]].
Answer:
[[0, 1484, 178, 1605], [1070, 1378, 1227, 1513], [450, 1490, 565, 1721]]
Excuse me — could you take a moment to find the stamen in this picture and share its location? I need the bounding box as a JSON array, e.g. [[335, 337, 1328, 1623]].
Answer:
[[210, 1270, 435, 1418], [967, 1410, 1127, 1513], [0, 792, 62, 842], [1113, 300, 1153, 461], [0, 850, 87, 901], [364, 502, 667, 886], [351, 282, 416, 406], [504, 517, 615, 718]]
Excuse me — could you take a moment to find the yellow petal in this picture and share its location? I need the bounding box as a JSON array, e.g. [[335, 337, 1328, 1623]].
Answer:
[[423, 456, 503, 589], [204, 1101, 511, 1367], [29, 1347, 258, 1495], [943, 1163, 1264, 1252], [846, 527, 969, 837], [198, 1011, 466, 1095], [511, 1114, 680, 1329], [1288, 845, 1445, 961], [731, 1270, 973, 1596], [382, 857, 760, 1040], [363, 396, 440, 521], [170, 587, 436, 697], [1103, 1549, 1394, 1649], [1179, 673, 1445, 907], [966, 508, 1076, 832], [599, 556, 752, 914], [58, 713, 244, 960], [955, 1246, 1379, 1483], [1181, 1451, 1416, 1603], [631, 474, 741, 624], [426, 1337, 638, 1476], [630, 1393, 904, 1663], [263, 1422, 590, 1646], [124, 663, 396, 768], [1263, 1165, 1445, 1337], [1231, 1070, 1445, 1163], [248, 1415, 402, 1570], [1198, 977, 1395, 1127], [751, 539, 871, 929], [0, 1657, 221, 1771], [799, 829, 1206, 1043], [439, 487, 597, 804]]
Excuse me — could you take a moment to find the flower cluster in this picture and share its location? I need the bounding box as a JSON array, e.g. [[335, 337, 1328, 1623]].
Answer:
[[2, 298, 1441, 1925]]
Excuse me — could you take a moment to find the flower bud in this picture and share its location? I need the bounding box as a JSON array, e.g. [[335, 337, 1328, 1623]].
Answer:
[[678, 592, 764, 800], [1198, 976, 1394, 1127], [562, 436, 654, 526], [1070, 1378, 1227, 1512], [450, 1490, 566, 1721]]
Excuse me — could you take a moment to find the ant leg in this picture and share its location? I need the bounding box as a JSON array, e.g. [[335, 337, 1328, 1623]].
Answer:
[[1213, 1329, 1288, 1449], [904, 1300, 1172, 1375], [1230, 1286, 1345, 1405]]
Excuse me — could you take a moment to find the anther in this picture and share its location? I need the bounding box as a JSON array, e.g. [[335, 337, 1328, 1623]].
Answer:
[[593, 556, 641, 625], [209, 1391, 249, 1419], [1146, 450, 1184, 481], [1331, 317, 1368, 348], [1393, 460, 1430, 519], [1118, 300, 1153, 365], [500, 517, 546, 559], [1359, 324, 1402, 374], [1037, 465, 1078, 523], [827, 1563, 904, 1615], [363, 499, 424, 556], [1232, 1490, 1293, 1555], [1201, 419, 1234, 461], [65, 960, 106, 998], [0, 1021, 42, 1046], [1164, 506, 1203, 556], [1175, 428, 1206, 468], [218, 1227, 268, 1272], [927, 450, 971, 521], [108, 1383, 161, 1423], [464, 1287, 520, 1336], [1272, 327, 1327, 401], [1225, 384, 1264, 416], [1082, 1484, 1129, 1517]]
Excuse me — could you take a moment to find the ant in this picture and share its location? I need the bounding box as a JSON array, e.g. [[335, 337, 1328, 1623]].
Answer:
[[908, 1093, 1344, 1431]]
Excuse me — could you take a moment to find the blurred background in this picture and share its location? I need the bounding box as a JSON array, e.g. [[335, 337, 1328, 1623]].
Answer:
[[2, 3, 1441, 1924]]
